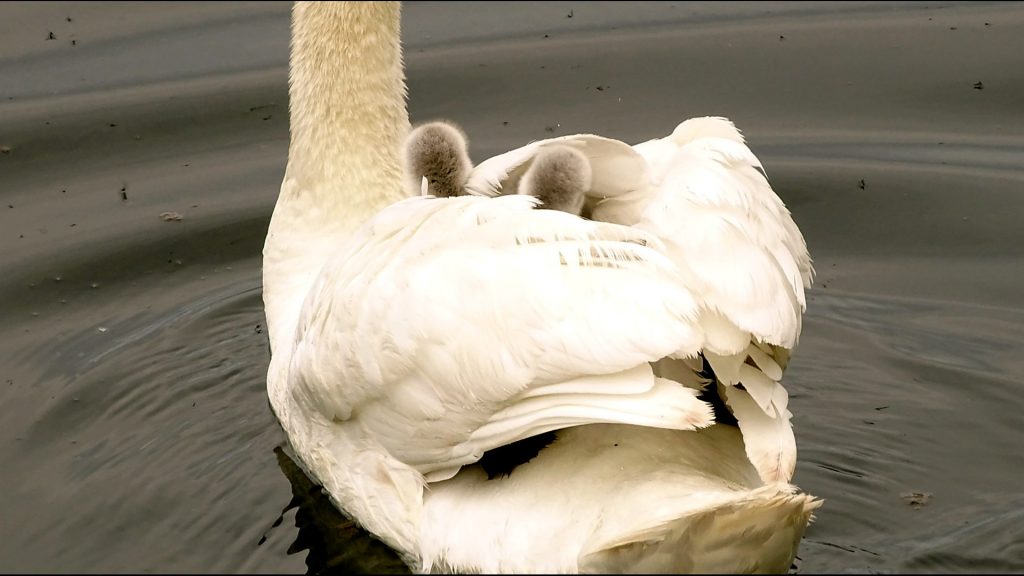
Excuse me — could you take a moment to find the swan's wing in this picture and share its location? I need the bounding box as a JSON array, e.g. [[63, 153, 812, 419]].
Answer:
[[619, 117, 813, 483], [463, 139, 545, 197], [640, 135, 812, 348], [288, 194, 711, 484], [465, 134, 649, 201]]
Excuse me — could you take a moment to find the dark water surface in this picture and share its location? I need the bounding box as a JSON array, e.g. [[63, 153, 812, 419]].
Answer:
[[2, 1, 1023, 573]]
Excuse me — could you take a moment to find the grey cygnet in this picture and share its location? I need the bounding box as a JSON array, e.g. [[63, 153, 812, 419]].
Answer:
[[519, 145, 591, 215], [404, 120, 473, 198]]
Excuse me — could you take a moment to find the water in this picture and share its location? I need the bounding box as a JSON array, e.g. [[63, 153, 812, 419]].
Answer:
[[2, 1, 1023, 572]]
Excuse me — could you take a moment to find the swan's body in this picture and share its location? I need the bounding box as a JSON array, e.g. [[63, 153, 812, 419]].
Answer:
[[264, 2, 820, 573], [403, 121, 472, 198]]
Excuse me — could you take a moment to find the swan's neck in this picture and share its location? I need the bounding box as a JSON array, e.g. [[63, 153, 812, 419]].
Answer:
[[264, 1, 409, 384], [285, 1, 408, 209]]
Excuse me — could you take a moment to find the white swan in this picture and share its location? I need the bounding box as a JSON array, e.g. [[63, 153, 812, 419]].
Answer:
[[263, 2, 821, 574]]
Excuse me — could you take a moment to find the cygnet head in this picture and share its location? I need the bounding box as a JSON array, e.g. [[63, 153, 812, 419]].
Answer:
[[519, 145, 591, 215], [403, 120, 473, 198]]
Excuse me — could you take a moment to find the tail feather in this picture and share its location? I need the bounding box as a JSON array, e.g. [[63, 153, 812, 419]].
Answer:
[[581, 485, 822, 574]]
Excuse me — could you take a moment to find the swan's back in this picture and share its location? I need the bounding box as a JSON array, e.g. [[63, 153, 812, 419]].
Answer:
[[289, 194, 710, 476]]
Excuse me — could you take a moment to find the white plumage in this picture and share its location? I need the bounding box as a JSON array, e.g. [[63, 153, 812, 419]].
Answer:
[[264, 2, 821, 573], [468, 116, 814, 484], [291, 194, 716, 480]]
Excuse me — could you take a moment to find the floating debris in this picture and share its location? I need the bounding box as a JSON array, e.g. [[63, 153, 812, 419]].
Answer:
[[160, 211, 184, 222], [567, 9, 573, 18], [901, 491, 932, 508], [858, 179, 866, 190], [973, 81, 984, 90], [120, 184, 128, 201], [97, 327, 108, 333], [47, 31, 56, 40], [0, 145, 11, 154]]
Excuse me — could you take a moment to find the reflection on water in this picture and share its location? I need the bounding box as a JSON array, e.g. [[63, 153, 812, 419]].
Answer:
[[2, 1, 1024, 573], [270, 447, 410, 575]]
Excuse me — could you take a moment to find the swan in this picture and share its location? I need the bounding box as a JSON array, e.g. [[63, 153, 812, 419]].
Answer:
[[263, 2, 821, 574], [403, 120, 473, 198]]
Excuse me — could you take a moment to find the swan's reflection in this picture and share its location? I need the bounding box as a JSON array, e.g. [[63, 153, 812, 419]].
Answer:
[[272, 446, 411, 575]]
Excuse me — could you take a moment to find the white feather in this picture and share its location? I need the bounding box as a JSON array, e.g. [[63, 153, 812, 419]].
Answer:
[[466, 134, 649, 200], [719, 382, 797, 484], [747, 341, 784, 381]]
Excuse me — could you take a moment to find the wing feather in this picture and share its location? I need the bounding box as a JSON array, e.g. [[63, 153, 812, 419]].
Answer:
[[718, 382, 796, 484], [466, 135, 648, 200], [288, 194, 709, 481], [625, 118, 811, 484]]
